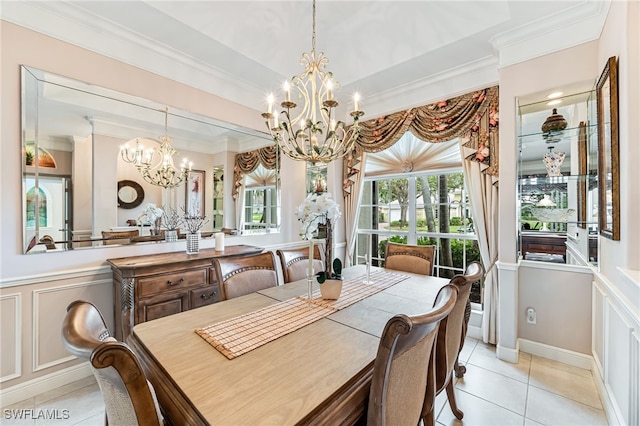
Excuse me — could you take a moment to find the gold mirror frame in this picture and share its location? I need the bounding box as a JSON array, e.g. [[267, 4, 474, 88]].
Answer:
[[577, 122, 587, 229], [596, 56, 620, 240]]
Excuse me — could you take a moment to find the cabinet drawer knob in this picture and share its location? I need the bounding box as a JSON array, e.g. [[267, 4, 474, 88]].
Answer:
[[167, 278, 185, 286], [201, 291, 216, 300]]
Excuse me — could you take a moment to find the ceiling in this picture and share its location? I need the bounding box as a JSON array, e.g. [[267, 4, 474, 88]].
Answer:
[[2, 1, 610, 120]]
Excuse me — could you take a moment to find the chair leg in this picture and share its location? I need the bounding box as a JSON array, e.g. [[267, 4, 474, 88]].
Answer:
[[454, 299, 472, 378], [421, 408, 435, 426], [446, 379, 464, 420], [454, 354, 467, 378]]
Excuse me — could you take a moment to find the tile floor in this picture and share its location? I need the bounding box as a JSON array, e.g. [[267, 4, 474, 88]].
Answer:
[[1, 338, 608, 425]]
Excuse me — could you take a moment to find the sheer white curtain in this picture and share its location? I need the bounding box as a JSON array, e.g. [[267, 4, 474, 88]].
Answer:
[[461, 140, 499, 344], [235, 179, 245, 232], [366, 133, 461, 177], [344, 150, 367, 267], [344, 134, 461, 266]]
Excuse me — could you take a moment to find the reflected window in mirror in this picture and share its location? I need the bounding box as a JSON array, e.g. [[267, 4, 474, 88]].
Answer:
[[232, 146, 280, 234], [306, 162, 327, 194]]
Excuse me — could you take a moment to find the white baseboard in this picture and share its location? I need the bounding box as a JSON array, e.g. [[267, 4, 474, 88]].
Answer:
[[518, 338, 593, 370], [0, 362, 92, 407], [591, 358, 624, 426], [496, 344, 519, 363], [467, 324, 482, 340]]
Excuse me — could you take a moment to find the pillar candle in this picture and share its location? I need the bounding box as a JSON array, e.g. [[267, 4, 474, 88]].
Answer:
[[215, 232, 225, 251]]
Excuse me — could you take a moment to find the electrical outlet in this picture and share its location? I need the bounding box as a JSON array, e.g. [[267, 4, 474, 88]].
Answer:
[[526, 307, 536, 324]]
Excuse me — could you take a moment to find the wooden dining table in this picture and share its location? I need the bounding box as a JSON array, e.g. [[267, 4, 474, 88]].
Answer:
[[127, 265, 449, 425]]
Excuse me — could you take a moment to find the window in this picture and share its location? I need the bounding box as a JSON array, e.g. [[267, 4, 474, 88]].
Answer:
[[357, 171, 482, 303], [243, 186, 277, 231], [26, 186, 48, 228]]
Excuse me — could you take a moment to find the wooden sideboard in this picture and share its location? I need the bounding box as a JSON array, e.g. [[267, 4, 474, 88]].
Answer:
[[107, 245, 263, 341], [520, 232, 567, 263]]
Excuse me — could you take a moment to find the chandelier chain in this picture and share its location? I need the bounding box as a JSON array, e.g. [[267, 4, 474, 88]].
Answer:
[[311, 0, 316, 55]]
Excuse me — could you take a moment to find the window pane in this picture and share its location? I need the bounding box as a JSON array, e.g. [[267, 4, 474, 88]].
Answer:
[[357, 170, 480, 303]]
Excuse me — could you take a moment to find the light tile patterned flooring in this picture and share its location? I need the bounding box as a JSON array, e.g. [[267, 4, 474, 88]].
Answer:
[[1, 338, 608, 425]]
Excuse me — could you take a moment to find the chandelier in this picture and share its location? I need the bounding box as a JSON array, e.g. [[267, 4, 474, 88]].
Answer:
[[120, 108, 192, 188], [262, 0, 363, 164]]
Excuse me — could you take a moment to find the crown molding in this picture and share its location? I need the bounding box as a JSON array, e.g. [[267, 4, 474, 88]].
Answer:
[[491, 0, 610, 68], [359, 56, 499, 119], [1, 2, 266, 110], [2, 1, 610, 118]]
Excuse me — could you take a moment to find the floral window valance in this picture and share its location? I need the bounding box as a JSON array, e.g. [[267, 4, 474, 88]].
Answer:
[[343, 86, 499, 197], [233, 145, 278, 200]]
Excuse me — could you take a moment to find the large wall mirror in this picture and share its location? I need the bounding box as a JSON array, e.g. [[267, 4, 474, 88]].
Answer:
[[21, 66, 276, 254]]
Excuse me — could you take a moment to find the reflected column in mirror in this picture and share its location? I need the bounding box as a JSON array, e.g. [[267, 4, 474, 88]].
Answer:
[[212, 167, 224, 229]]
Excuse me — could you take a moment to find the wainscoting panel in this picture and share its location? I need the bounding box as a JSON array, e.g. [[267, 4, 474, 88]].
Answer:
[[631, 331, 639, 426], [604, 298, 633, 424], [592, 281, 606, 377], [32, 279, 113, 372], [0, 293, 21, 382], [590, 270, 640, 426]]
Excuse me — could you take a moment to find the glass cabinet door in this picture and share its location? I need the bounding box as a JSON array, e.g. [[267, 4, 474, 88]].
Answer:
[[517, 87, 598, 266]]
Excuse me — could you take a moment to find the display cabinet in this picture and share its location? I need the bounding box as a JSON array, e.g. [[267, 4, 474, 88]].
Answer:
[[517, 88, 598, 265]]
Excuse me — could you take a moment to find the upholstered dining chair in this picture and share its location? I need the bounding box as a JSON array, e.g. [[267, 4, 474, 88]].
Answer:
[[421, 261, 484, 424], [276, 245, 324, 283], [367, 284, 457, 426], [212, 251, 279, 300], [61, 300, 163, 426], [384, 242, 436, 276], [101, 229, 140, 245]]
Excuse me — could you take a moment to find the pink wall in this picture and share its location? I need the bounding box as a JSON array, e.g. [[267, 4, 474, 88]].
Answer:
[[0, 21, 268, 279], [597, 0, 640, 275]]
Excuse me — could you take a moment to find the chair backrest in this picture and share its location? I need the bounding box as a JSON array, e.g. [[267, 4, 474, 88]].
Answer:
[[367, 284, 457, 426], [434, 261, 484, 392], [101, 230, 140, 245], [212, 251, 278, 300], [276, 245, 324, 283], [61, 300, 163, 426], [384, 242, 435, 276]]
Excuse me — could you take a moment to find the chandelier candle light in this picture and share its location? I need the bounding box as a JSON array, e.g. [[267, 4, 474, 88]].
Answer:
[[262, 0, 364, 164], [120, 108, 193, 188]]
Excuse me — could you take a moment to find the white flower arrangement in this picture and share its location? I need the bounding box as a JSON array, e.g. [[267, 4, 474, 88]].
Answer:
[[138, 203, 164, 225], [296, 192, 341, 240]]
